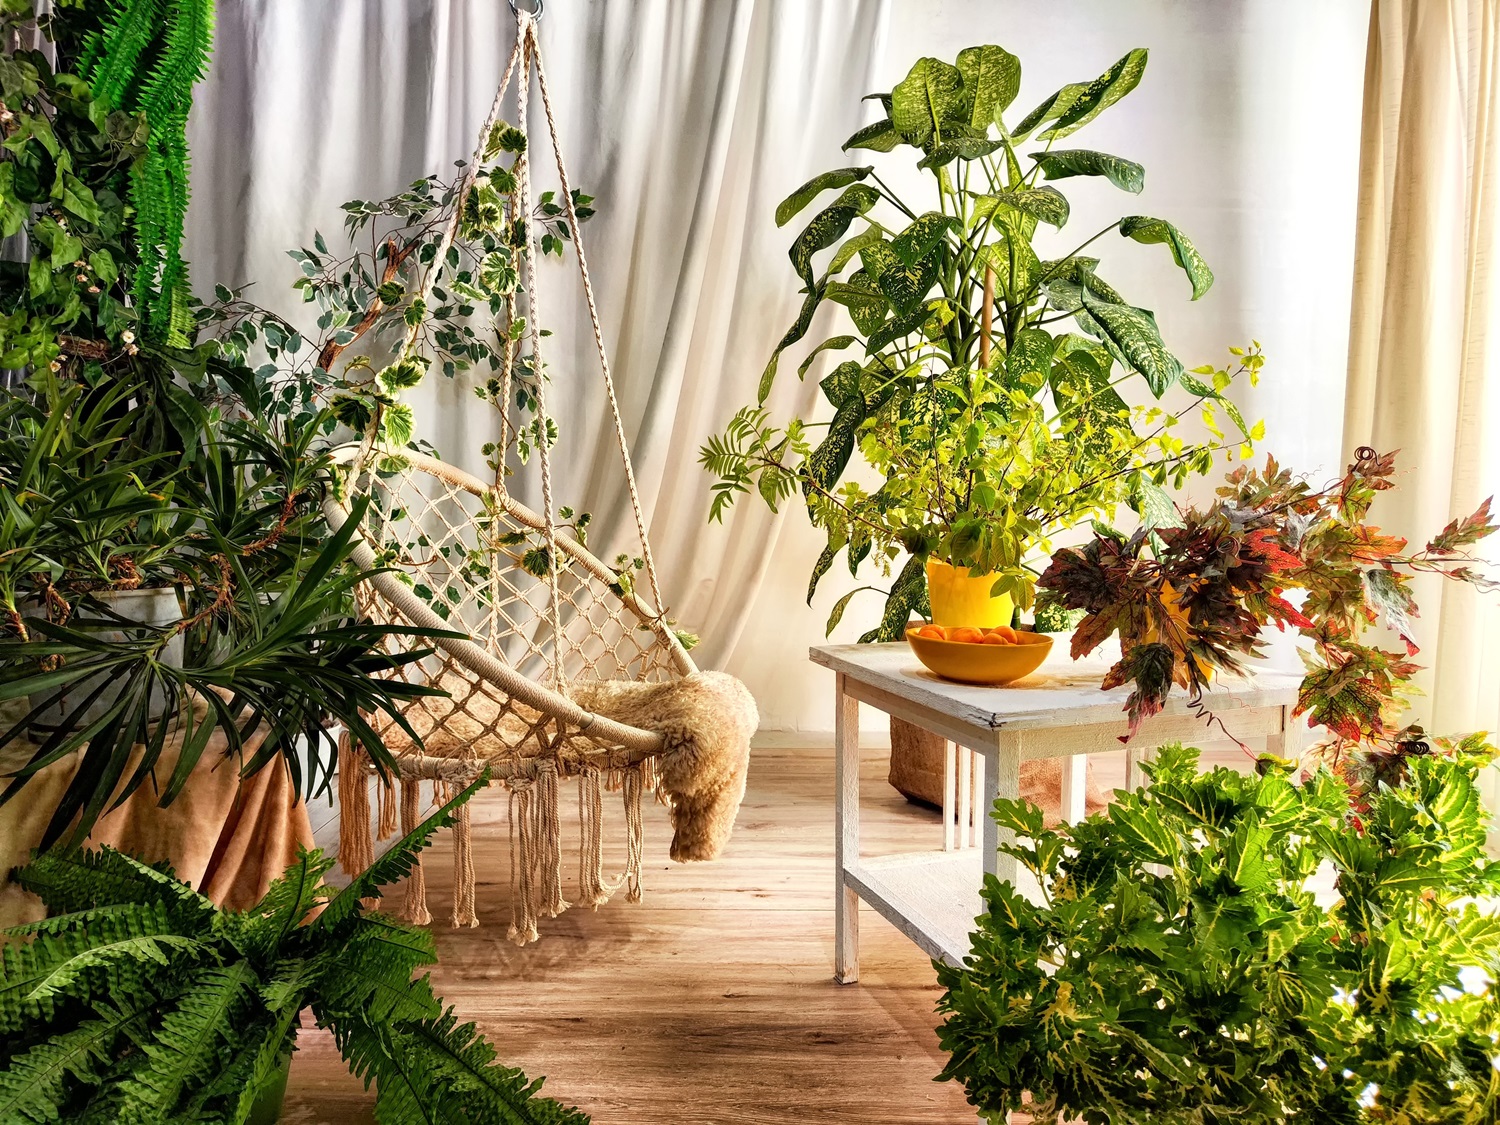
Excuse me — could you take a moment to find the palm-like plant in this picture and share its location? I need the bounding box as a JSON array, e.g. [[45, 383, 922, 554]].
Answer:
[[0, 774, 590, 1124]]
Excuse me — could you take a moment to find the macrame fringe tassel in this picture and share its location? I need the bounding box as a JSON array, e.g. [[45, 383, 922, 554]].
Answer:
[[338, 731, 374, 876], [508, 780, 539, 945], [376, 767, 399, 840], [576, 767, 617, 908], [453, 796, 478, 928], [623, 764, 645, 903], [399, 778, 432, 926], [539, 762, 568, 919]]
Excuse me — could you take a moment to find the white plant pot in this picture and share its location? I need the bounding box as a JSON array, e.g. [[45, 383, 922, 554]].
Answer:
[[26, 587, 185, 732]]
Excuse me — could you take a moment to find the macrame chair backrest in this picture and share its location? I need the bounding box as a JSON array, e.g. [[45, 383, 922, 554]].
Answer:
[[322, 445, 696, 768]]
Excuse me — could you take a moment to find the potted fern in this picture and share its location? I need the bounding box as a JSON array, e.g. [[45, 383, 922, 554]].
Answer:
[[0, 774, 590, 1124], [701, 43, 1263, 641]]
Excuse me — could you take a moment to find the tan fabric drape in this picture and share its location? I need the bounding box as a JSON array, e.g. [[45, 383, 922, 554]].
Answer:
[[1344, 0, 1500, 754]]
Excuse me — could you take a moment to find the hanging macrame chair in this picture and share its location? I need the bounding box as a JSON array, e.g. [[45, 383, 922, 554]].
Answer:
[[326, 3, 757, 945]]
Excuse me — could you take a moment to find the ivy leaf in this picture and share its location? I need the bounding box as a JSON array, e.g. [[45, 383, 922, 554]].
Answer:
[[842, 119, 902, 153], [1363, 568, 1418, 647], [891, 57, 965, 146], [789, 184, 880, 284], [775, 166, 873, 228], [956, 44, 1021, 128], [1030, 149, 1145, 194], [379, 403, 415, 448], [1120, 216, 1214, 300]]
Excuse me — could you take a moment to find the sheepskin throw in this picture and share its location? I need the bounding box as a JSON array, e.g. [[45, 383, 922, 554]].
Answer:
[[338, 670, 757, 944]]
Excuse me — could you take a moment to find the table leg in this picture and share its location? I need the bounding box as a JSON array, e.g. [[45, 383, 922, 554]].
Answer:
[[833, 673, 861, 984], [957, 745, 972, 850], [1268, 704, 1303, 771], [1060, 753, 1087, 824], [988, 737, 1020, 887], [943, 739, 956, 852], [971, 753, 985, 848]]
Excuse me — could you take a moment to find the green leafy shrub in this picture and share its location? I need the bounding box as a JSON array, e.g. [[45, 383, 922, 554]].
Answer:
[[936, 741, 1500, 1124], [0, 775, 590, 1124]]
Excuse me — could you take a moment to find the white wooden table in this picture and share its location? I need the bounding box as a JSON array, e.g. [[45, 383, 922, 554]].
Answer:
[[811, 640, 1302, 983]]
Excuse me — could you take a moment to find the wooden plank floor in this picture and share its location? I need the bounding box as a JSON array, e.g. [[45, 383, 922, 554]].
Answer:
[[281, 742, 1253, 1124]]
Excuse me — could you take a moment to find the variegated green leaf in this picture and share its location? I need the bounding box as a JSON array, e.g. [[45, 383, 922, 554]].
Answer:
[[860, 241, 939, 314], [819, 360, 863, 408], [916, 134, 1003, 170], [891, 57, 964, 145], [1119, 215, 1214, 299], [956, 44, 1021, 127], [775, 166, 873, 228], [797, 336, 857, 380], [971, 186, 1069, 230], [1012, 49, 1148, 141], [843, 118, 901, 153], [803, 395, 866, 498], [759, 281, 827, 402], [1031, 149, 1145, 193], [1074, 289, 1182, 396], [807, 544, 837, 605], [890, 212, 958, 266], [828, 222, 885, 275], [825, 272, 887, 335], [1005, 327, 1053, 393], [789, 184, 880, 283]]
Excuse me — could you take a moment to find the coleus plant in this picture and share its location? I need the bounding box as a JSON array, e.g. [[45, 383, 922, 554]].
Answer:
[[701, 44, 1262, 640], [1035, 447, 1500, 746]]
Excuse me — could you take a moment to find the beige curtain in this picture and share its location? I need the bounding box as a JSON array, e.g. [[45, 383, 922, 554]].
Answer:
[[1344, 0, 1500, 752]]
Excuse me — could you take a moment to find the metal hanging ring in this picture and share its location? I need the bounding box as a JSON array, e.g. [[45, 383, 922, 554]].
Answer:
[[508, 0, 544, 19]]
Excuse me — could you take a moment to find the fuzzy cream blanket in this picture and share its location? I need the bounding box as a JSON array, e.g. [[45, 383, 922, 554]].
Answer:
[[570, 671, 758, 861]]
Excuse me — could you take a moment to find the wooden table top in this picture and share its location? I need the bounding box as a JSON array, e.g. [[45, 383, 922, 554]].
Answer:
[[810, 639, 1302, 734]]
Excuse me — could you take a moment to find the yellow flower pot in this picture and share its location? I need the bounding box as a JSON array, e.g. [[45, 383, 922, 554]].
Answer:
[[925, 559, 1014, 629]]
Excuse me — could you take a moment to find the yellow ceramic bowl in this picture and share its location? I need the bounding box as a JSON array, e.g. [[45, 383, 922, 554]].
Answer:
[[904, 626, 1053, 686]]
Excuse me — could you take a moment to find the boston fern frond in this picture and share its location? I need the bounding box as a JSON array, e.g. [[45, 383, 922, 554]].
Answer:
[[0, 775, 589, 1124], [80, 0, 214, 345]]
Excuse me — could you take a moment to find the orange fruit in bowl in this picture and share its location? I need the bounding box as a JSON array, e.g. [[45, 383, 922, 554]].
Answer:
[[979, 630, 1010, 645], [990, 625, 1019, 644], [948, 626, 985, 645], [915, 624, 947, 641]]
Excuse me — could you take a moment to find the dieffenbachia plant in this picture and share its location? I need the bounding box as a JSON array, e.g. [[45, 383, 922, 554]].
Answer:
[[701, 45, 1263, 640]]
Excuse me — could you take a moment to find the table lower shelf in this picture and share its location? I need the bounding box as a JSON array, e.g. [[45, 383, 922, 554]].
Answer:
[[844, 850, 986, 967]]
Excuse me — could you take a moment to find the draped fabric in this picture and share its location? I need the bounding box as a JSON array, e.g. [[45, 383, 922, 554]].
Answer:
[[186, 0, 889, 729], [1343, 0, 1500, 756]]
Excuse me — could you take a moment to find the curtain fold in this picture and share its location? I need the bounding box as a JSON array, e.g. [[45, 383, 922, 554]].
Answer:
[[186, 0, 889, 721], [1343, 0, 1500, 748]]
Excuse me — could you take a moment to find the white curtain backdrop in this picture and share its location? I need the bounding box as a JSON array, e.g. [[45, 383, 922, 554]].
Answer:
[[1344, 0, 1500, 787], [186, 0, 1368, 737]]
